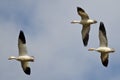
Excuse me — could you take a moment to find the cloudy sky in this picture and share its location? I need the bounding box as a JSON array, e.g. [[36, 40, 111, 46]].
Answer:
[[0, 0, 120, 80]]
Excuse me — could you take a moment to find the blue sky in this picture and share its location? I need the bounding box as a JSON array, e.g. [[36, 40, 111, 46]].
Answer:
[[0, 0, 120, 80]]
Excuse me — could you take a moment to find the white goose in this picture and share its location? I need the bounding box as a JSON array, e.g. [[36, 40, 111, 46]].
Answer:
[[88, 22, 115, 67], [71, 7, 97, 46], [8, 30, 34, 75]]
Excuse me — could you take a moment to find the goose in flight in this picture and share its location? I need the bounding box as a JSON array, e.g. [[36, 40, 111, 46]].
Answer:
[[88, 22, 115, 67], [8, 30, 34, 75], [71, 7, 97, 46]]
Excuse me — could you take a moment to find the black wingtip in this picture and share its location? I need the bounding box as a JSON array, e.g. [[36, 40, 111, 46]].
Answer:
[[99, 22, 106, 32], [24, 67, 31, 75], [83, 39, 88, 46], [83, 34, 89, 47], [77, 7, 85, 12], [19, 30, 26, 44], [102, 59, 108, 67]]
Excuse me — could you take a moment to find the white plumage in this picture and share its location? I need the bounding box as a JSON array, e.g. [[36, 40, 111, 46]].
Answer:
[[88, 22, 115, 67], [8, 30, 34, 75], [71, 7, 97, 46]]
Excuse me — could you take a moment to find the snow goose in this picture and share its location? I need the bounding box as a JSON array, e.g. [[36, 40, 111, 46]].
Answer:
[[88, 22, 115, 67], [8, 30, 34, 75], [71, 7, 97, 46]]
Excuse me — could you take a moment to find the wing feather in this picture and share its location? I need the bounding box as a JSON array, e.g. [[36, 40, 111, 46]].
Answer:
[[77, 7, 89, 19], [99, 22, 108, 47], [18, 30, 27, 56], [21, 62, 31, 75], [100, 53, 109, 67], [81, 25, 90, 46]]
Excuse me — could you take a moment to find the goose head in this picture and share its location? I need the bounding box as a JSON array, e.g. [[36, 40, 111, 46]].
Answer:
[[71, 20, 81, 24], [8, 56, 16, 60], [88, 48, 96, 51]]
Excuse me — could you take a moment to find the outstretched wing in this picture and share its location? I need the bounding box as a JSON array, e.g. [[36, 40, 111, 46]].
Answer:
[[100, 53, 109, 67], [99, 22, 108, 47], [81, 25, 90, 46], [77, 7, 89, 20], [21, 62, 31, 75], [18, 30, 27, 56]]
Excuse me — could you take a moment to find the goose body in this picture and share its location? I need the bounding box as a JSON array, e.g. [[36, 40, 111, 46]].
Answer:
[[88, 22, 115, 67], [71, 19, 96, 24], [71, 7, 97, 46], [9, 55, 34, 62], [89, 47, 114, 53], [8, 30, 34, 75]]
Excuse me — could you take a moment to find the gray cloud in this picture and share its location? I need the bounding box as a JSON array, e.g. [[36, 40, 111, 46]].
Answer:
[[0, 0, 120, 80]]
